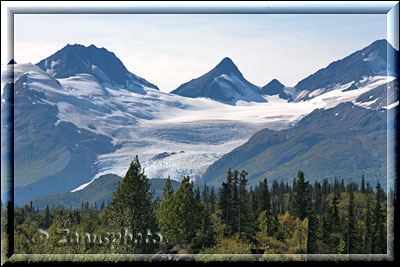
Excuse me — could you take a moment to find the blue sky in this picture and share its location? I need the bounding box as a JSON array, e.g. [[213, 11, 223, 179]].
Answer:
[[13, 13, 389, 91]]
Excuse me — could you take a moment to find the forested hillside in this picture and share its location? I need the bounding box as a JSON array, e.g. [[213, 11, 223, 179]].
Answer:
[[4, 157, 392, 257]]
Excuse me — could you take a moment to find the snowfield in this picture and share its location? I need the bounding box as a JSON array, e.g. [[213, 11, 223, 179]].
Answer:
[[1, 63, 396, 191]]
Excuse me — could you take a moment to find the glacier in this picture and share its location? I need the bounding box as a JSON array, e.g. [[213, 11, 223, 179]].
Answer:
[[1, 63, 396, 192]]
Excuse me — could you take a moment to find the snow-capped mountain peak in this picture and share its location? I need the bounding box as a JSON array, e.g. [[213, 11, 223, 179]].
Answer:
[[260, 79, 291, 100], [292, 39, 398, 101], [214, 57, 242, 76], [171, 57, 267, 105], [36, 43, 159, 91]]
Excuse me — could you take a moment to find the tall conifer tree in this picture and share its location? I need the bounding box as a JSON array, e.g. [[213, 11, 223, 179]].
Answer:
[[107, 156, 157, 253]]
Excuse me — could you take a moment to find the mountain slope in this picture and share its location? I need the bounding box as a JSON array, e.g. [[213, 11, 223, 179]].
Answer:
[[202, 102, 395, 188], [27, 175, 181, 211], [292, 39, 398, 101], [1, 62, 271, 204], [354, 78, 399, 110], [0, 71, 119, 204], [36, 44, 159, 91], [171, 57, 267, 104]]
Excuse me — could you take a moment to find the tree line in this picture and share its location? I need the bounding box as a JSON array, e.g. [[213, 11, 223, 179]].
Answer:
[[3, 156, 392, 255]]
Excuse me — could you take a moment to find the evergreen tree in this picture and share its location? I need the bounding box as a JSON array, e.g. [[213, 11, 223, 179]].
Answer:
[[366, 182, 372, 194], [364, 197, 373, 254], [322, 196, 342, 253], [259, 178, 270, 214], [250, 185, 259, 216], [322, 179, 328, 195], [291, 171, 310, 253], [291, 171, 310, 220], [334, 178, 340, 198], [279, 181, 286, 214], [107, 156, 157, 253], [230, 170, 240, 233], [306, 206, 319, 254], [330, 196, 342, 252], [313, 181, 322, 215], [346, 182, 357, 254], [190, 203, 216, 253], [157, 176, 177, 244], [210, 186, 216, 214], [340, 179, 345, 193], [218, 169, 233, 234], [361, 175, 366, 194], [202, 184, 210, 210], [238, 170, 249, 238], [163, 176, 174, 198], [172, 176, 202, 244], [249, 187, 260, 238], [372, 181, 386, 254], [40, 205, 51, 229], [195, 187, 201, 207]]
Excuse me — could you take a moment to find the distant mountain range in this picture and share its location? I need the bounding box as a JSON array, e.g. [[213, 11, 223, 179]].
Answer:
[[172, 39, 398, 104], [1, 39, 397, 206]]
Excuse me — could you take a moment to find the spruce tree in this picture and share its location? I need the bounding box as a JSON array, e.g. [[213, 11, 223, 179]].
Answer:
[[334, 178, 340, 198], [238, 170, 249, 238], [107, 156, 157, 253], [231, 170, 240, 233], [346, 182, 357, 254], [306, 206, 319, 254], [163, 176, 174, 198], [340, 179, 345, 194], [190, 203, 216, 253], [322, 196, 342, 253], [157, 175, 176, 244], [291, 171, 310, 253], [250, 185, 259, 217], [172, 176, 202, 244], [366, 182, 372, 194], [372, 181, 386, 254], [210, 186, 216, 214], [279, 181, 286, 214], [259, 178, 270, 214], [202, 184, 210, 210], [364, 197, 373, 254], [218, 169, 233, 234], [361, 175, 366, 194], [291, 171, 310, 220], [330, 196, 342, 252], [41, 205, 50, 229], [322, 179, 328, 195]]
